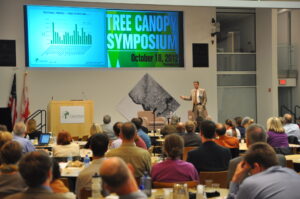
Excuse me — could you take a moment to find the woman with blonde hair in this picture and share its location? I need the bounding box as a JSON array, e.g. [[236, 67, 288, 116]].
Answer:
[[266, 117, 289, 148], [0, 131, 13, 149], [84, 123, 103, 149]]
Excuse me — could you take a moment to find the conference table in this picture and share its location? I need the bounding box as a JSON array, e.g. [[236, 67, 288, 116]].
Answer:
[[285, 154, 300, 164], [239, 143, 300, 152], [91, 188, 228, 199]]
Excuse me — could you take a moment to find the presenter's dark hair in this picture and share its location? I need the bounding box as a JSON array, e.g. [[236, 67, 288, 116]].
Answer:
[[201, 120, 216, 139], [121, 122, 136, 140], [131, 118, 142, 129], [113, 122, 123, 137], [90, 133, 109, 157], [19, 151, 52, 187]]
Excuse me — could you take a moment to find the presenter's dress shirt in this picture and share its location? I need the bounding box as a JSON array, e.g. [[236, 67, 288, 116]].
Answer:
[[13, 135, 35, 154], [227, 166, 300, 199]]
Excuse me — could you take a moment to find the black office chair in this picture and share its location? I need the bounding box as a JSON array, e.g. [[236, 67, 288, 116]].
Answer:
[[288, 136, 300, 144]]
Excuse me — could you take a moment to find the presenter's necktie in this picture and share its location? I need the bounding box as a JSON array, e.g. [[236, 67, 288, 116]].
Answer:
[[194, 89, 198, 105]]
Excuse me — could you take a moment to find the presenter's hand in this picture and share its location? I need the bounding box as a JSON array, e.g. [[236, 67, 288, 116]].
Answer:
[[180, 96, 185, 100]]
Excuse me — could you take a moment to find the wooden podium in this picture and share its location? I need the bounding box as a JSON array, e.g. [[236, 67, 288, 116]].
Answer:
[[48, 100, 94, 137]]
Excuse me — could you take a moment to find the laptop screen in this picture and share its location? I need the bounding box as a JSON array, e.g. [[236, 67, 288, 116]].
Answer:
[[39, 133, 50, 145]]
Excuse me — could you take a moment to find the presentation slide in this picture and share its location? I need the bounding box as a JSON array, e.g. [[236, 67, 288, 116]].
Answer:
[[106, 10, 183, 67], [25, 5, 107, 67]]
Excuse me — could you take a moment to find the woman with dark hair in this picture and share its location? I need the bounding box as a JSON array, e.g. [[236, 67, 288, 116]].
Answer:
[[225, 119, 241, 139], [53, 131, 80, 157], [50, 159, 76, 199], [0, 141, 27, 197], [151, 134, 199, 182]]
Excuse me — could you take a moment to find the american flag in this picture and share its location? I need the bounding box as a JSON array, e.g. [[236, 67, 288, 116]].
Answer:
[[20, 72, 30, 121], [8, 74, 17, 126]]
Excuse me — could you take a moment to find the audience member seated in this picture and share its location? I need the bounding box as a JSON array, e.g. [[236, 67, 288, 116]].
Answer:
[[182, 121, 202, 147], [111, 122, 123, 149], [227, 124, 286, 183], [101, 115, 117, 141], [283, 113, 300, 143], [131, 118, 151, 148], [134, 135, 147, 150], [176, 122, 186, 136], [76, 133, 109, 198], [266, 117, 289, 149], [227, 142, 300, 199], [100, 157, 147, 199], [225, 119, 241, 139], [241, 116, 254, 130], [151, 134, 199, 182], [187, 120, 231, 172], [0, 141, 26, 197], [215, 123, 239, 149], [0, 124, 8, 132], [13, 122, 35, 154], [234, 117, 245, 139], [0, 131, 12, 149], [50, 159, 75, 199], [53, 131, 80, 157], [161, 115, 180, 136], [84, 123, 103, 149], [5, 151, 67, 199], [106, 122, 151, 178], [138, 117, 149, 134], [26, 119, 41, 140]]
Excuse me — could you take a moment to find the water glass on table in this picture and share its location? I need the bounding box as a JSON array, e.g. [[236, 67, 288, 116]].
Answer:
[[173, 183, 188, 199]]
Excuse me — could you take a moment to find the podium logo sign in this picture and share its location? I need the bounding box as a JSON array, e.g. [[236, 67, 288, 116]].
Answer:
[[60, 106, 85, 123]]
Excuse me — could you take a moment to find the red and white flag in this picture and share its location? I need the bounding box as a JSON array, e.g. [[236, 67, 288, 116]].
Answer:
[[8, 73, 17, 126], [20, 72, 30, 122]]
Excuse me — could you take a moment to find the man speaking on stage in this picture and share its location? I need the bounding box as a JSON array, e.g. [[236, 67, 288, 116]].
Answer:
[[180, 81, 208, 121]]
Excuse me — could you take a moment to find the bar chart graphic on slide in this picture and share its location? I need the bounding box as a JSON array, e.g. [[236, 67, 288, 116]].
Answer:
[[50, 23, 92, 45], [25, 5, 107, 67]]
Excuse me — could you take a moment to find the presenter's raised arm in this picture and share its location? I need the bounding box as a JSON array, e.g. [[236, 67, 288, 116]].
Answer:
[[180, 95, 192, 101]]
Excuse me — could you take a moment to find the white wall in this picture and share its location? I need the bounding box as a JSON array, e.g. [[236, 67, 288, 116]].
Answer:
[[256, 8, 278, 125], [0, 0, 217, 126]]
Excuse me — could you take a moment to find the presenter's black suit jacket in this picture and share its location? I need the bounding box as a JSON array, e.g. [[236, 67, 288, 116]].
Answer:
[[187, 141, 232, 172]]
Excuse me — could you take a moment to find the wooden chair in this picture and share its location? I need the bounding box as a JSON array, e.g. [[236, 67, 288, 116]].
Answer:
[[153, 181, 199, 188], [182, 147, 197, 161], [199, 171, 228, 188], [59, 178, 69, 189], [286, 160, 294, 170], [80, 188, 91, 199], [82, 135, 89, 141], [72, 136, 79, 141]]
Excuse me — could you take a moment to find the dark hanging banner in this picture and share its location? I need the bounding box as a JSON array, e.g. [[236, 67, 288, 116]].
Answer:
[[0, 40, 16, 66]]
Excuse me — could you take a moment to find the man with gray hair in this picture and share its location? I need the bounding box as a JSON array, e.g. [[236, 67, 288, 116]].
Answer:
[[227, 123, 286, 183], [101, 115, 117, 141], [283, 113, 300, 143], [182, 121, 202, 147], [100, 157, 147, 199], [13, 122, 35, 154]]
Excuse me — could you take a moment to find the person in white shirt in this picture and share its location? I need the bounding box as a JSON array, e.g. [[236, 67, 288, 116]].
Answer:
[[283, 113, 300, 143], [110, 122, 123, 149], [52, 131, 80, 157]]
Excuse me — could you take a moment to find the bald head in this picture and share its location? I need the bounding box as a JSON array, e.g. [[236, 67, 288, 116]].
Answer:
[[13, 122, 26, 136], [284, 114, 293, 124], [176, 122, 185, 133], [215, 123, 226, 136], [246, 124, 267, 146], [100, 157, 130, 189]]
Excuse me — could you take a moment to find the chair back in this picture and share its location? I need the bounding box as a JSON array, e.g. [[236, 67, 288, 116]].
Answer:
[[153, 181, 198, 188], [286, 160, 294, 170], [183, 147, 197, 161], [80, 188, 91, 199], [288, 136, 300, 144], [229, 148, 240, 159], [199, 171, 228, 188]]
